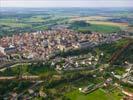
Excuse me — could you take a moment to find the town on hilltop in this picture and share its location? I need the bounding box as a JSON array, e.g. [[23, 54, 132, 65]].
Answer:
[[0, 28, 127, 62], [0, 7, 133, 100]]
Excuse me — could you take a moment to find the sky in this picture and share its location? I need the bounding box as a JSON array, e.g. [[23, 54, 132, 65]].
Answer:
[[0, 0, 133, 8]]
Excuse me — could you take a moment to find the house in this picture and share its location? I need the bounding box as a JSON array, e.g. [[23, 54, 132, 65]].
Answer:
[[79, 84, 95, 93]]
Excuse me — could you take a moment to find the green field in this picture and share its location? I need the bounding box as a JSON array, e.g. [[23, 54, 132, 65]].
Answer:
[[0, 22, 31, 28], [0, 18, 31, 28], [69, 20, 121, 33], [65, 88, 123, 100], [72, 24, 121, 33], [22, 16, 45, 23], [88, 24, 121, 33]]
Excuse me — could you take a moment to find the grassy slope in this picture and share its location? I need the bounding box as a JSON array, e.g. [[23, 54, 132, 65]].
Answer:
[[0, 63, 56, 76], [95, 39, 130, 63]]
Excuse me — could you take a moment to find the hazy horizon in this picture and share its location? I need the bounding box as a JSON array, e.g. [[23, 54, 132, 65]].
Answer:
[[1, 0, 133, 8]]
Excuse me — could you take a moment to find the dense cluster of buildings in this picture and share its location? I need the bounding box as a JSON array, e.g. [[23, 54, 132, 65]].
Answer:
[[0, 28, 122, 62]]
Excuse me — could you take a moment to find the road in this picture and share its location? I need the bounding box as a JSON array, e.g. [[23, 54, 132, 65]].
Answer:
[[0, 75, 40, 81], [15, 81, 43, 99], [0, 63, 31, 72], [0, 59, 47, 69]]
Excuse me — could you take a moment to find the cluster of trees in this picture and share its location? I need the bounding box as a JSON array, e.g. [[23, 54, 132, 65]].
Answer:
[[41, 71, 93, 89], [69, 21, 92, 34], [69, 21, 90, 28], [0, 80, 31, 97]]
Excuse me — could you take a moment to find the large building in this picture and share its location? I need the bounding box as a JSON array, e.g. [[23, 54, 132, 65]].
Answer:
[[0, 45, 17, 55]]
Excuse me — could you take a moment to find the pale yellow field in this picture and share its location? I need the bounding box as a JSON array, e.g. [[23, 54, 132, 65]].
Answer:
[[87, 21, 128, 27], [70, 16, 110, 21], [69, 16, 128, 28]]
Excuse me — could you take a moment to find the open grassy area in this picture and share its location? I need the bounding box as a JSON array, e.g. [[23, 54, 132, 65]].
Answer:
[[77, 24, 121, 33], [0, 18, 31, 28], [22, 16, 45, 23], [69, 20, 121, 33], [65, 88, 123, 100]]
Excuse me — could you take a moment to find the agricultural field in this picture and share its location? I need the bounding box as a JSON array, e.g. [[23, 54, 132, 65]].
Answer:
[[87, 21, 128, 28], [69, 16, 130, 33], [69, 16, 110, 21], [79, 24, 121, 33], [21, 16, 46, 23], [0, 8, 133, 37], [69, 16, 128, 27]]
